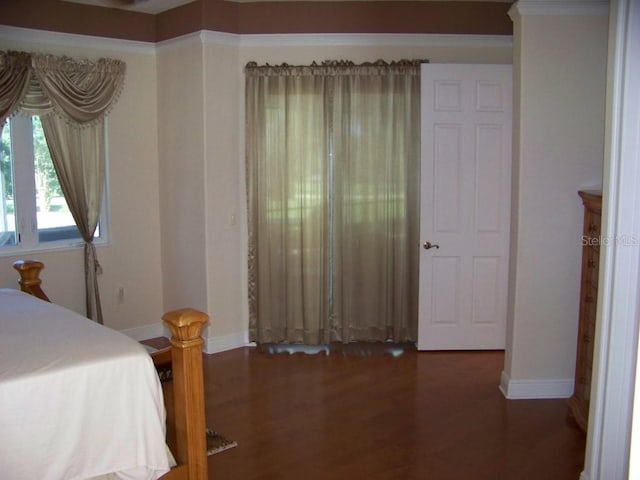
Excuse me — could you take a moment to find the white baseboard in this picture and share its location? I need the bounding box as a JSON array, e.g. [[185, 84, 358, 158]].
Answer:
[[120, 322, 165, 342], [204, 331, 251, 354], [122, 322, 251, 354], [499, 370, 575, 399]]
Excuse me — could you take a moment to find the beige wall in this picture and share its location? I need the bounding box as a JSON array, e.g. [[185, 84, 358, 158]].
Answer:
[[0, 31, 165, 332], [155, 32, 512, 349], [0, 13, 612, 400], [157, 36, 209, 322], [1, 20, 607, 391], [0, 30, 511, 346], [504, 11, 608, 391], [2, 22, 606, 389], [203, 41, 243, 342]]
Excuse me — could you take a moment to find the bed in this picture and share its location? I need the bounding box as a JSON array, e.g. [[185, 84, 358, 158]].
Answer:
[[0, 260, 209, 480]]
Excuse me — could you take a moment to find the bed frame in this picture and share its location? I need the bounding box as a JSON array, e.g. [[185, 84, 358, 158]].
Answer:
[[12, 260, 209, 480]]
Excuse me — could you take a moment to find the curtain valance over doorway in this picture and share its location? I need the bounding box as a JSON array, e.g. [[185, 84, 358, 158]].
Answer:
[[244, 59, 424, 78]]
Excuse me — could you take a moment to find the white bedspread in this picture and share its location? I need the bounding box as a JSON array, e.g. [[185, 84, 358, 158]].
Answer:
[[0, 289, 170, 480]]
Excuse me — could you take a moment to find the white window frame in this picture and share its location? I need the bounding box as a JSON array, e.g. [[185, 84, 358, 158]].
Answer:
[[0, 115, 110, 256]]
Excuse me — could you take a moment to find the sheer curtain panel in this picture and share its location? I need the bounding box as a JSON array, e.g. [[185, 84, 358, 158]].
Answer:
[[0, 51, 125, 323], [246, 60, 421, 345]]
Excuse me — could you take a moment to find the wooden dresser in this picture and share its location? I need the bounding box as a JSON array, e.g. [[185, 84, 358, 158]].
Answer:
[[568, 190, 602, 432]]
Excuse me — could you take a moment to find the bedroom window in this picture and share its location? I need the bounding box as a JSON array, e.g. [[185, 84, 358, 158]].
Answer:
[[0, 115, 107, 253]]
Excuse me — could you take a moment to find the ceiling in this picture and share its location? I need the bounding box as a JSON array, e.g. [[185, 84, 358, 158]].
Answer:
[[61, 0, 512, 14]]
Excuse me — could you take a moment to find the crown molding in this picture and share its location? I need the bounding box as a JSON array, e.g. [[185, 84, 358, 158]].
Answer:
[[156, 30, 512, 50], [0, 26, 512, 54], [0, 25, 156, 55], [155, 30, 243, 51], [509, 0, 609, 19], [155, 31, 204, 52], [201, 30, 241, 47], [237, 33, 512, 48]]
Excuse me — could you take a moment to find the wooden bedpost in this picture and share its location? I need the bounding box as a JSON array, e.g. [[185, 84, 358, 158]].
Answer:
[[162, 308, 209, 480], [13, 260, 50, 302]]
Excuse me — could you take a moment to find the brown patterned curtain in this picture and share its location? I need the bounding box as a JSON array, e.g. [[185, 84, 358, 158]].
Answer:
[[0, 51, 125, 324], [245, 60, 421, 344]]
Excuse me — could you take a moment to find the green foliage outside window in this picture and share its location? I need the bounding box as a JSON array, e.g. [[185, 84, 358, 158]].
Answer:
[[32, 117, 63, 212], [1, 117, 64, 214], [1, 125, 12, 203]]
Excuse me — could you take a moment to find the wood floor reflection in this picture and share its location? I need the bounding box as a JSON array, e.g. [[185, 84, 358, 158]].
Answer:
[[202, 348, 585, 480]]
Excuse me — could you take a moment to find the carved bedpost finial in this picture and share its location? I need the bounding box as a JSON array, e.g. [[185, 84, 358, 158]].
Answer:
[[162, 308, 209, 345], [161, 307, 210, 480], [13, 260, 51, 302]]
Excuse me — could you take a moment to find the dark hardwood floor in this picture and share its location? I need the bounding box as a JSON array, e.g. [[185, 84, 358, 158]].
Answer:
[[201, 348, 586, 480]]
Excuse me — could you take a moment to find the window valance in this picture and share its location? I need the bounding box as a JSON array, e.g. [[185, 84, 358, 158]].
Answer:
[[0, 50, 126, 127], [244, 59, 425, 78]]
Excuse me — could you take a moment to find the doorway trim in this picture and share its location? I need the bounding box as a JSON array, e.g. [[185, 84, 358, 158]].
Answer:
[[582, 0, 640, 478]]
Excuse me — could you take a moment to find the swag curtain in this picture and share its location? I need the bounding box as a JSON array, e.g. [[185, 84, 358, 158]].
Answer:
[[0, 51, 125, 324], [246, 60, 421, 345]]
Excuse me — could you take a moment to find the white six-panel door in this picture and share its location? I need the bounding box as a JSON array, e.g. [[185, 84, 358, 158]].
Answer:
[[418, 64, 512, 350]]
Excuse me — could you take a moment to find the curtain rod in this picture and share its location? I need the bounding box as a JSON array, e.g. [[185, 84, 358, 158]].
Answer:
[[244, 58, 428, 75]]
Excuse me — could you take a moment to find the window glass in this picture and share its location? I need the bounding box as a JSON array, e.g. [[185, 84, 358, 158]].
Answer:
[[31, 116, 82, 243], [0, 115, 106, 253], [0, 122, 16, 246]]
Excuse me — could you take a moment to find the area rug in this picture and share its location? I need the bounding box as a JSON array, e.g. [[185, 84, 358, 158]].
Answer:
[[206, 428, 238, 456]]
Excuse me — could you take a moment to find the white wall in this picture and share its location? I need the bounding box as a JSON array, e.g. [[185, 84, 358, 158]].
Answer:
[[0, 28, 165, 333], [502, 4, 609, 398]]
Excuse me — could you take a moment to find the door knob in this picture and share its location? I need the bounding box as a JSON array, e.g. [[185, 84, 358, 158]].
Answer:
[[423, 241, 440, 250]]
